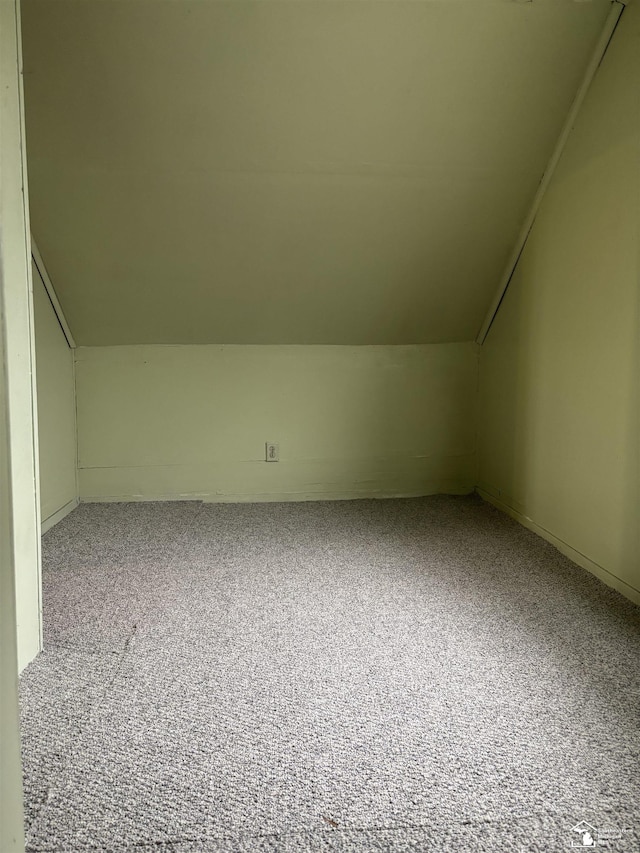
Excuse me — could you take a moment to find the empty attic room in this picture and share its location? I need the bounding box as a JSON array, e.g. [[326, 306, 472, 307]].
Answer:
[[2, 0, 639, 851]]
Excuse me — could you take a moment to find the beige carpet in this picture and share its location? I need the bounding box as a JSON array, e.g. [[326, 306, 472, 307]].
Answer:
[[19, 496, 640, 851]]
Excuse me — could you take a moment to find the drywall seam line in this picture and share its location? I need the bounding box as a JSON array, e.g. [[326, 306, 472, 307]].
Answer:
[[475, 0, 627, 346], [76, 452, 476, 470], [30, 239, 75, 348]]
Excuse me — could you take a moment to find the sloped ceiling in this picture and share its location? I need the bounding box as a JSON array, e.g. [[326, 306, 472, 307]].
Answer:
[[22, 0, 611, 346]]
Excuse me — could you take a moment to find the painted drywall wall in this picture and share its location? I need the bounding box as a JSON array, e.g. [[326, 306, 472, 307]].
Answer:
[[478, 1, 640, 601], [22, 0, 610, 346], [76, 344, 478, 502], [33, 261, 77, 530], [1, 0, 42, 674]]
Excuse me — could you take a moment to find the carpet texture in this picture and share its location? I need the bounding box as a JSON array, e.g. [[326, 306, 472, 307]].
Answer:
[[19, 496, 640, 851]]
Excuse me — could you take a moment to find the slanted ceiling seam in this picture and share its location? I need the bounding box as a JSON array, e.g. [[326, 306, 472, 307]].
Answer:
[[475, 0, 627, 346], [31, 238, 76, 348]]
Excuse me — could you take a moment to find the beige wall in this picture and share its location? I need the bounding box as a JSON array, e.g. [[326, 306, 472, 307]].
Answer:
[[478, 2, 640, 601], [76, 343, 478, 502], [33, 262, 77, 529], [22, 0, 610, 348]]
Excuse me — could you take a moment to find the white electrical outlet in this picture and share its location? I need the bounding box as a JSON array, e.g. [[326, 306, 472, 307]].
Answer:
[[265, 442, 279, 462]]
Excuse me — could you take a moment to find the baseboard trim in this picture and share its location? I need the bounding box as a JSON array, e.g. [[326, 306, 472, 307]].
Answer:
[[476, 488, 640, 606], [41, 496, 79, 534], [80, 482, 475, 505]]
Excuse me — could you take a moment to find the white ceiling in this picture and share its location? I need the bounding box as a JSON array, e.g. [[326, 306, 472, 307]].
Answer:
[[22, 0, 612, 345]]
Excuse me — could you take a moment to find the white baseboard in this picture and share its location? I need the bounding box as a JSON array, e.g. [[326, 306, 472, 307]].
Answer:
[[78, 456, 477, 505], [41, 497, 79, 534], [476, 488, 640, 607], [80, 481, 475, 504]]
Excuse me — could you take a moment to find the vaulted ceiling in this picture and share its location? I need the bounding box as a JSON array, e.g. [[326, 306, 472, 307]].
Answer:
[[22, 0, 611, 346]]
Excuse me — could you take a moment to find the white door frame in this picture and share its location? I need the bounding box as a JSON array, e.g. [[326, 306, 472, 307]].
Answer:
[[1, 0, 42, 847], [1, 0, 43, 671]]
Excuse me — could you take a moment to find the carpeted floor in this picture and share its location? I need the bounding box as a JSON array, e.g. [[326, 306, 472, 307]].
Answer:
[[19, 495, 640, 852]]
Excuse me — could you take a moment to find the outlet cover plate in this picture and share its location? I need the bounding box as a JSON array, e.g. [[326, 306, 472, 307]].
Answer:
[[265, 442, 279, 462]]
